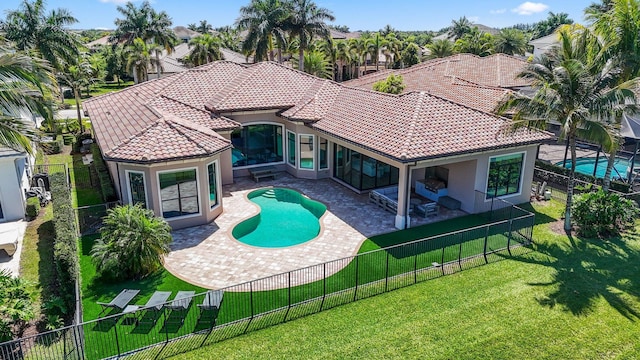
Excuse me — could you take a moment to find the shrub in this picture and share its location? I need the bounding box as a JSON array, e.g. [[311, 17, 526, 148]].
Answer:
[[25, 197, 40, 218], [92, 204, 172, 281], [41, 135, 64, 155], [572, 190, 639, 238], [91, 144, 117, 201], [0, 270, 34, 342], [49, 172, 79, 320]]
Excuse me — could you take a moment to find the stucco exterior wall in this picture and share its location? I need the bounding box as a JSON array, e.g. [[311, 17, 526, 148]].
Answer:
[[0, 156, 28, 222]]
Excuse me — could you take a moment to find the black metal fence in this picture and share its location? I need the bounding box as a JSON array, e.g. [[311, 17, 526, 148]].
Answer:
[[74, 202, 121, 236], [533, 167, 640, 205], [0, 204, 535, 360]]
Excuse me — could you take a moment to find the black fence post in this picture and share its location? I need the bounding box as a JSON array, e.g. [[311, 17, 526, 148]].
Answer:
[[483, 226, 489, 264], [63, 329, 67, 358], [165, 308, 169, 343], [321, 263, 326, 311], [353, 256, 359, 302], [113, 321, 120, 357], [440, 247, 445, 275], [245, 282, 254, 334], [385, 251, 390, 292], [507, 219, 513, 256], [284, 271, 292, 322], [414, 245, 418, 284]]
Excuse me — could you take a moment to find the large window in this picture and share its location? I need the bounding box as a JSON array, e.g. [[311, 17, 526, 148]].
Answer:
[[159, 169, 199, 218], [299, 134, 314, 170], [333, 144, 399, 191], [231, 124, 283, 167], [207, 162, 218, 208], [127, 171, 147, 208], [486, 153, 524, 199], [287, 131, 296, 166], [318, 138, 328, 169]]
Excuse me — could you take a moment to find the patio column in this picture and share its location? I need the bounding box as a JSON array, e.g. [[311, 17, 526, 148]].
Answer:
[[395, 165, 410, 229]]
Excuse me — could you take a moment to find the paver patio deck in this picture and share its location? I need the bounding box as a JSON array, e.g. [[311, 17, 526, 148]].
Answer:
[[164, 173, 465, 289]]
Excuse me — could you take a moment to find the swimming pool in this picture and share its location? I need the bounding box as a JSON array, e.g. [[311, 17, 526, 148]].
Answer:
[[555, 157, 631, 179], [232, 188, 327, 248]]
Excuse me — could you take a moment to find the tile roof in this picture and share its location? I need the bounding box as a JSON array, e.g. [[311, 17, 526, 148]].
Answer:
[[343, 54, 530, 112], [85, 60, 551, 165]]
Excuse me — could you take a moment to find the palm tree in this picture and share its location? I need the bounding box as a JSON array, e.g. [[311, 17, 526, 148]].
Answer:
[[494, 28, 527, 55], [587, 0, 640, 190], [0, 41, 55, 154], [495, 27, 637, 231], [148, 6, 177, 79], [92, 204, 172, 281], [454, 28, 494, 56], [286, 0, 335, 72], [123, 38, 158, 84], [195, 20, 213, 34], [427, 39, 455, 59], [334, 39, 351, 81], [236, 0, 290, 63], [110, 1, 153, 45], [366, 33, 387, 72], [58, 56, 94, 133], [294, 50, 333, 79], [1, 0, 80, 70], [451, 16, 472, 40], [384, 33, 403, 69], [187, 34, 224, 66], [349, 37, 367, 76]]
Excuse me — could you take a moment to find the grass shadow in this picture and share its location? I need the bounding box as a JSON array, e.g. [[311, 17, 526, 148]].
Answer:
[[517, 229, 640, 320]]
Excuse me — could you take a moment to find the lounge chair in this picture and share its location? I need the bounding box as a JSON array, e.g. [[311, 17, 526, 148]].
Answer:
[[129, 291, 171, 327], [163, 291, 196, 327], [97, 289, 139, 316], [197, 290, 224, 325]]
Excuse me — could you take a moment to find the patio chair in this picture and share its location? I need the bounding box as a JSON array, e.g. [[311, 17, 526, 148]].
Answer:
[[163, 291, 196, 328], [197, 290, 224, 325], [97, 289, 139, 316], [134, 291, 172, 327]]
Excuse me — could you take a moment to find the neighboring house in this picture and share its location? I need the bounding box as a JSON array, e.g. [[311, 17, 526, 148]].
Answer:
[[148, 42, 252, 78], [0, 147, 33, 222], [529, 32, 559, 59], [344, 53, 531, 113], [84, 60, 551, 231]]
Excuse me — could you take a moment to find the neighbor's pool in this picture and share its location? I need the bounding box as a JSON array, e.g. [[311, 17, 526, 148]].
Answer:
[[555, 157, 631, 179], [232, 188, 327, 248]]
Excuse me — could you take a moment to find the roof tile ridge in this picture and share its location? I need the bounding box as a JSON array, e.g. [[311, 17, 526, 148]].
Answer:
[[107, 120, 163, 156], [205, 63, 256, 110], [157, 95, 212, 115], [162, 113, 226, 140], [164, 120, 212, 154], [399, 92, 426, 160]]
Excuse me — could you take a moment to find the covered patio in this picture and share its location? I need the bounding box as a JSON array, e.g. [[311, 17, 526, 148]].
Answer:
[[164, 173, 465, 289]]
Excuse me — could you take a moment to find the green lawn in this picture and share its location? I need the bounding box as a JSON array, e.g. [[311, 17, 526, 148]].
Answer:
[[19, 205, 56, 324], [62, 81, 134, 108], [77, 210, 531, 359], [154, 200, 640, 359]]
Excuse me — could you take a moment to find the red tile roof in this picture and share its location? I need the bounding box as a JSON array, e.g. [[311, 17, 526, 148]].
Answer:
[[343, 54, 530, 112], [84, 59, 550, 164]]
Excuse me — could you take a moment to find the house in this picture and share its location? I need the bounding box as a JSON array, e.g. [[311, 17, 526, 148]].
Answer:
[[343, 53, 531, 113], [529, 32, 559, 59], [83, 60, 551, 230], [148, 43, 251, 79], [0, 147, 33, 222]]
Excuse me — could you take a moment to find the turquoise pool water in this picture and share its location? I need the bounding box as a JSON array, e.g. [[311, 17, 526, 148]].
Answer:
[[555, 157, 631, 179], [232, 188, 327, 248]]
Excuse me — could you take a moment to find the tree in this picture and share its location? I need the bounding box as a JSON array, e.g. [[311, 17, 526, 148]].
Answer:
[[384, 33, 403, 68], [532, 12, 574, 38], [91, 204, 172, 281], [287, 0, 335, 72], [349, 37, 367, 76], [123, 38, 159, 83], [495, 27, 637, 231], [451, 16, 472, 40], [294, 50, 333, 79], [1, 0, 80, 70], [333, 39, 351, 81], [217, 26, 242, 52], [372, 74, 405, 94], [236, 0, 290, 62], [494, 28, 527, 55], [586, 0, 640, 190], [427, 39, 455, 59], [194, 19, 213, 34], [366, 33, 387, 71], [187, 33, 224, 66], [102, 45, 127, 84], [454, 28, 494, 56], [0, 41, 55, 154], [58, 56, 95, 133], [380, 24, 396, 37], [402, 42, 421, 67]]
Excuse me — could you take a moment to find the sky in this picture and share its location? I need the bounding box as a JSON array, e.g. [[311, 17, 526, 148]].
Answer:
[[0, 0, 592, 32]]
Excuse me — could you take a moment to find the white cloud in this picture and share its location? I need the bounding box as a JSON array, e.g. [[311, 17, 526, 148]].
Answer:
[[490, 9, 507, 14], [512, 2, 549, 15]]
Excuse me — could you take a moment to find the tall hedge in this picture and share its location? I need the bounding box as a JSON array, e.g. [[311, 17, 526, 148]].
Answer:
[[49, 172, 79, 318]]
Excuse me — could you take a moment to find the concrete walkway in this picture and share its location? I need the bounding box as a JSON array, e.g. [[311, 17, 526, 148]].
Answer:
[[0, 221, 27, 277], [164, 174, 464, 290]]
